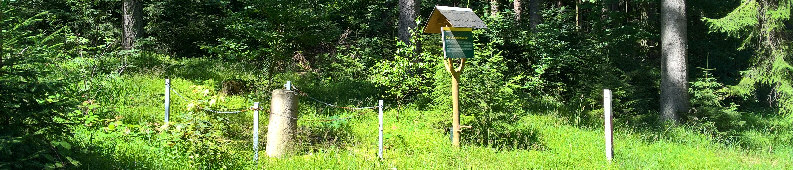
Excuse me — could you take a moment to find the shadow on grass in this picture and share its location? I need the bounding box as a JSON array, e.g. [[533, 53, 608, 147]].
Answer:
[[74, 149, 141, 169], [72, 142, 162, 169], [462, 125, 547, 151], [294, 122, 355, 152], [166, 59, 224, 82], [129, 53, 257, 89], [293, 74, 381, 111]]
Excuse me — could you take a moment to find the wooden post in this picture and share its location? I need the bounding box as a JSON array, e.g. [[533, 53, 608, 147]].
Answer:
[[267, 89, 299, 157], [253, 102, 260, 162], [378, 100, 384, 159], [445, 58, 465, 147], [164, 79, 170, 124], [604, 89, 613, 161], [451, 64, 461, 147]]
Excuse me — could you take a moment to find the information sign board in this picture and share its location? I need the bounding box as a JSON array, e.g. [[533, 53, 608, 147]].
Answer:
[[442, 27, 474, 59]]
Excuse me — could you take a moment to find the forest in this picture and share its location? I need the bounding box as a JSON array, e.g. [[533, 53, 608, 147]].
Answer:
[[1, 0, 792, 169]]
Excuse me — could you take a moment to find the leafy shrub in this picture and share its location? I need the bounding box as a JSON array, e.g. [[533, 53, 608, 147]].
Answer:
[[370, 32, 437, 106]]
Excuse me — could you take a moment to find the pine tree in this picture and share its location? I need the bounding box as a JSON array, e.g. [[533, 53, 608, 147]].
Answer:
[[704, 0, 793, 115]]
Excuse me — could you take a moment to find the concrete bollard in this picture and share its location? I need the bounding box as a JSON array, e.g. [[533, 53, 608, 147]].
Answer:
[[266, 89, 299, 157]]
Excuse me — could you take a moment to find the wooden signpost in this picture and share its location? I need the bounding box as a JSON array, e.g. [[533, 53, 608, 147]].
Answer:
[[424, 6, 486, 147]]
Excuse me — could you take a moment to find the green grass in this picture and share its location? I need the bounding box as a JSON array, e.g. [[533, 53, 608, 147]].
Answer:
[[68, 57, 792, 169]]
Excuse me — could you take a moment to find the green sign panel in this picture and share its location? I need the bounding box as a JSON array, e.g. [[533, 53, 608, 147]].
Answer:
[[442, 27, 474, 59]]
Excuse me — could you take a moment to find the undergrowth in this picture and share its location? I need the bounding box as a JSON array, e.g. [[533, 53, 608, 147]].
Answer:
[[61, 57, 791, 169]]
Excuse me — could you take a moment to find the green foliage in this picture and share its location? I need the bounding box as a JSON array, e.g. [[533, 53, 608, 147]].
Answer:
[[146, 0, 230, 57], [686, 69, 744, 140], [705, 0, 793, 116], [458, 42, 536, 149], [0, 9, 81, 168], [370, 34, 436, 105], [702, 0, 759, 40]]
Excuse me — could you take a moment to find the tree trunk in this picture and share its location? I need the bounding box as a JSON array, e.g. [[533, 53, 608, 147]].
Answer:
[[601, 1, 608, 22], [514, 0, 522, 21], [398, 0, 420, 45], [491, 0, 500, 16], [529, 0, 541, 30], [1, 1, 4, 69], [624, 0, 630, 23], [1, 0, 5, 69], [758, 0, 780, 51], [122, 0, 143, 50], [575, 0, 580, 29], [660, 0, 689, 122], [602, 0, 619, 22]]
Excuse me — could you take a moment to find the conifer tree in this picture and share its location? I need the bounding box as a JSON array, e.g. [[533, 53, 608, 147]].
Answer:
[[705, 0, 793, 115]]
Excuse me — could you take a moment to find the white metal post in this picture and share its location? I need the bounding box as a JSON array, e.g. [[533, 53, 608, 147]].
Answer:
[[165, 79, 170, 124], [604, 89, 613, 161], [253, 102, 260, 162], [378, 100, 384, 159], [285, 81, 292, 91]]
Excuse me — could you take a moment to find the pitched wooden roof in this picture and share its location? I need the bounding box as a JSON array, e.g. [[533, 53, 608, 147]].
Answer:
[[423, 6, 487, 34]]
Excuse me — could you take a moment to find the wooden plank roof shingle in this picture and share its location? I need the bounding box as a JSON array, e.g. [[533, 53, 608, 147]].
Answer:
[[423, 6, 487, 34]]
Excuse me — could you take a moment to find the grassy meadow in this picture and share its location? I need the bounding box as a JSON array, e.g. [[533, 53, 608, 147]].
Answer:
[[64, 55, 791, 169]]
